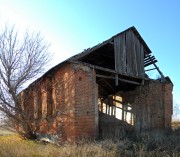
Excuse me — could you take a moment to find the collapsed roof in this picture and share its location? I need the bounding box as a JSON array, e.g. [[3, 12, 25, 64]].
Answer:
[[34, 26, 169, 97]]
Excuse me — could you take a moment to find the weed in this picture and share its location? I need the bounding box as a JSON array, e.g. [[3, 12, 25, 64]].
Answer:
[[0, 127, 180, 157]]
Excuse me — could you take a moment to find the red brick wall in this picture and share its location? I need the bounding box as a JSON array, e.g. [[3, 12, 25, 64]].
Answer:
[[162, 83, 173, 128], [123, 81, 173, 132], [19, 63, 98, 142], [19, 62, 173, 141], [53, 63, 76, 142], [73, 64, 98, 140]]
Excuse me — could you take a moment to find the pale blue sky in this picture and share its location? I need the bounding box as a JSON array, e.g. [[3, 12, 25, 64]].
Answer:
[[0, 0, 179, 104]]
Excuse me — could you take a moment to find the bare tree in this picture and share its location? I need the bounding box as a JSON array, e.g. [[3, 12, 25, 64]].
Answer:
[[173, 103, 180, 120], [0, 25, 51, 139]]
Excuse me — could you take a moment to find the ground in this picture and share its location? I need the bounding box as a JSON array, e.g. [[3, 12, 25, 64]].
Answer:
[[0, 123, 180, 157]]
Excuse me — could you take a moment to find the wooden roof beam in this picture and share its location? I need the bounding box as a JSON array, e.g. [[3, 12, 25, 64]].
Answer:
[[96, 74, 141, 85], [144, 58, 157, 65], [71, 61, 144, 80], [145, 68, 157, 72], [146, 55, 165, 82], [144, 56, 155, 62], [144, 60, 157, 67]]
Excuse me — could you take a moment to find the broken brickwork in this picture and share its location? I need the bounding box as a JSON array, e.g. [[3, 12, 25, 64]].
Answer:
[[20, 63, 98, 142], [122, 81, 173, 132], [98, 80, 173, 137], [19, 27, 173, 142], [20, 63, 173, 142]]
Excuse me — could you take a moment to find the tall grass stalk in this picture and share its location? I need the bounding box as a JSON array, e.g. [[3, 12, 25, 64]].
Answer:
[[1, 128, 180, 157]]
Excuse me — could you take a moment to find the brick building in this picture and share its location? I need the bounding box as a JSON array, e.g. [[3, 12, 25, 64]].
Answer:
[[19, 27, 173, 142]]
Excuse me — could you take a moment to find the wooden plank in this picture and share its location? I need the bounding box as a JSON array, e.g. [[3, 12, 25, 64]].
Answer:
[[144, 56, 155, 62], [130, 31, 134, 76], [133, 32, 138, 76], [121, 33, 126, 74], [117, 77, 141, 85], [131, 31, 138, 76], [115, 74, 119, 86], [125, 31, 131, 75], [114, 36, 118, 71], [96, 74, 115, 79], [133, 33, 145, 78], [114, 33, 127, 74], [144, 58, 156, 64], [145, 68, 157, 71], [144, 59, 156, 64], [144, 60, 157, 67], [134, 32, 140, 76], [96, 74, 141, 85], [144, 54, 151, 59], [140, 43, 145, 77], [114, 35, 122, 73], [112, 99, 123, 104], [127, 31, 134, 75], [146, 55, 165, 82], [71, 60, 144, 80]]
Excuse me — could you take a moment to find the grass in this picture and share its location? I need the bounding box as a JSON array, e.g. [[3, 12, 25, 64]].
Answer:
[[172, 120, 180, 129], [0, 128, 15, 136], [0, 135, 119, 157], [0, 135, 62, 157], [0, 124, 180, 157]]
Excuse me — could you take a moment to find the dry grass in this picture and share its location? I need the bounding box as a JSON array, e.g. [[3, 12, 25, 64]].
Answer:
[[172, 120, 180, 129], [0, 128, 15, 136], [0, 135, 118, 157], [0, 128, 180, 157]]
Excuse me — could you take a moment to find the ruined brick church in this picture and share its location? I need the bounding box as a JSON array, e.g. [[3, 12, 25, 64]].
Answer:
[[19, 26, 173, 142]]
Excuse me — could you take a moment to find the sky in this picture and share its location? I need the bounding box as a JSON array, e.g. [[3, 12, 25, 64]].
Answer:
[[0, 0, 180, 106]]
